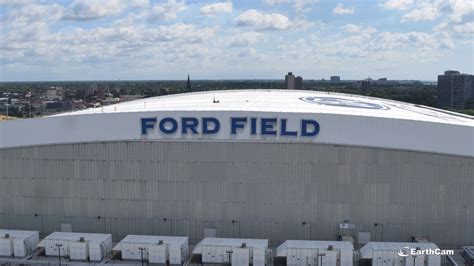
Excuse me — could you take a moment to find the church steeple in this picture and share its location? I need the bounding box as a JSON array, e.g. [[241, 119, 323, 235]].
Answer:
[[186, 74, 191, 92]]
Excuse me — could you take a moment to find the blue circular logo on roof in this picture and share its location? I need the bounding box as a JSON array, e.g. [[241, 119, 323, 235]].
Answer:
[[299, 96, 390, 110]]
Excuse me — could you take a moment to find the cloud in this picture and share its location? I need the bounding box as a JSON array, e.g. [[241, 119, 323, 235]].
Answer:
[[291, 17, 316, 30], [235, 9, 290, 30], [383, 0, 474, 36], [147, 0, 186, 21], [0, 0, 32, 6], [63, 0, 127, 21], [343, 24, 376, 35], [374, 31, 454, 50], [310, 27, 455, 69], [343, 24, 360, 33], [1, 2, 65, 44], [452, 22, 474, 34], [263, 0, 290, 5], [444, 0, 473, 23], [401, 2, 439, 22], [293, 0, 319, 13], [380, 0, 414, 10], [65, 23, 216, 44], [238, 47, 257, 57], [129, 0, 150, 8], [2, 2, 65, 25], [0, 0, 469, 81], [382, 0, 473, 25], [227, 31, 262, 47], [200, 1, 232, 16], [263, 0, 318, 13], [54, 0, 147, 19], [332, 3, 354, 15]]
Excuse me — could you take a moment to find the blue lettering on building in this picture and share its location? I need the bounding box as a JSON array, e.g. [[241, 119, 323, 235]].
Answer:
[[159, 118, 178, 134], [260, 118, 277, 135], [181, 117, 199, 134], [280, 119, 298, 136], [301, 119, 320, 136], [141, 117, 157, 135], [141, 117, 320, 137], [231, 117, 248, 134], [250, 117, 257, 135], [202, 117, 220, 134]]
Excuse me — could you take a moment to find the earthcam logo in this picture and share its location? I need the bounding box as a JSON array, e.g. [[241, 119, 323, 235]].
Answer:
[[397, 247, 454, 257], [397, 247, 411, 257], [299, 96, 390, 110]]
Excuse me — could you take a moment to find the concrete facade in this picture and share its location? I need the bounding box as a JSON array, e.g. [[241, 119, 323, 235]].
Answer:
[[1, 141, 472, 247]]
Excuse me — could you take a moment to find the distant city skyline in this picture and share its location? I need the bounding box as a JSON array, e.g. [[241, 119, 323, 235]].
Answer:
[[1, 0, 473, 81]]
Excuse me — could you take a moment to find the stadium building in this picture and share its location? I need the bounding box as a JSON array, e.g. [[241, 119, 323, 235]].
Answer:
[[0, 90, 473, 248]]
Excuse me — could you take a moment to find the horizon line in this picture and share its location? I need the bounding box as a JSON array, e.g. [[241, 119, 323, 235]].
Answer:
[[0, 78, 438, 83]]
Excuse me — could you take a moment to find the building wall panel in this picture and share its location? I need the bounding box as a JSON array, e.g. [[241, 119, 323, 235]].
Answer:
[[0, 141, 472, 247]]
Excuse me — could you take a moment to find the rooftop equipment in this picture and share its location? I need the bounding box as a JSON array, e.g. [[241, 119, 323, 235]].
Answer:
[[37, 232, 112, 261], [192, 238, 272, 266], [112, 235, 188, 264], [0, 230, 39, 258], [413, 237, 430, 243], [276, 240, 354, 266], [463, 246, 474, 264], [359, 242, 441, 266]]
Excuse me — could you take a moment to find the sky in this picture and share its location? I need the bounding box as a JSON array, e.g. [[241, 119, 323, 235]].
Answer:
[[0, 0, 473, 81]]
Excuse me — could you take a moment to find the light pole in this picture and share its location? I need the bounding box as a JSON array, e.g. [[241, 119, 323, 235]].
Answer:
[[412, 247, 420, 266], [317, 253, 326, 266], [56, 243, 63, 266], [232, 220, 241, 238], [138, 247, 146, 266], [374, 223, 384, 241], [302, 221, 311, 240], [163, 218, 173, 235], [226, 250, 233, 264], [97, 215, 107, 233]]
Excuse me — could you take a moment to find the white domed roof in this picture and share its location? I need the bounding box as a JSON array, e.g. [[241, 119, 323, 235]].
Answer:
[[53, 90, 473, 126]]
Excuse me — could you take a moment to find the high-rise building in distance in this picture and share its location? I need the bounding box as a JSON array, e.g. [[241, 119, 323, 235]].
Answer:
[[285, 72, 295, 90], [437, 70, 472, 109], [330, 76, 341, 82], [295, 76, 303, 90], [285, 72, 303, 90], [360, 79, 371, 91]]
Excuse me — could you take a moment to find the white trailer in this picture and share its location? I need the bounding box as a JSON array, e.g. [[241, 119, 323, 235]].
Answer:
[[192, 238, 272, 266], [359, 242, 442, 266], [37, 232, 112, 261], [276, 240, 354, 266], [0, 230, 39, 258], [112, 235, 189, 264]]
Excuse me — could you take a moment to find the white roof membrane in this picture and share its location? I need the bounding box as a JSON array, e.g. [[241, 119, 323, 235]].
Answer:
[[53, 90, 473, 126]]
